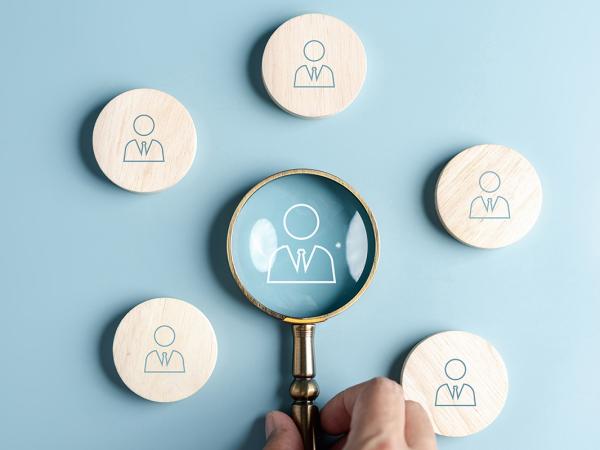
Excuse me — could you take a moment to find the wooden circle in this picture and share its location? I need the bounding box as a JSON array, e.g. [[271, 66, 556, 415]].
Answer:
[[401, 331, 509, 437], [113, 298, 217, 402], [262, 13, 367, 118], [93, 89, 197, 193], [435, 144, 542, 249]]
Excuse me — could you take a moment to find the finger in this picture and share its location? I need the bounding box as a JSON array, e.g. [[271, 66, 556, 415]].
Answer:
[[404, 401, 437, 449], [320, 380, 369, 435], [263, 411, 303, 450], [345, 377, 407, 448]]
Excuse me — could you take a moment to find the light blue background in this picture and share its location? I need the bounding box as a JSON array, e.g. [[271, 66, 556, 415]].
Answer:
[[1, 1, 598, 449]]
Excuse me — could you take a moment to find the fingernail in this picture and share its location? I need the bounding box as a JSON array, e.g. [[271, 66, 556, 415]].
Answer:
[[265, 411, 276, 439]]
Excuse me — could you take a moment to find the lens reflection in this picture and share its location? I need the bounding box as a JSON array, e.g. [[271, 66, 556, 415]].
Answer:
[[249, 218, 277, 273], [346, 212, 368, 282]]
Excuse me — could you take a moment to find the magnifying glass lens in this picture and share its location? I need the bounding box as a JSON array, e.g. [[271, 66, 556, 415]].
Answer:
[[230, 172, 377, 319]]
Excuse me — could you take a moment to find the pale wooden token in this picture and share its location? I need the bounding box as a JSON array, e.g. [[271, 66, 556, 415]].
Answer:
[[401, 331, 509, 437], [93, 89, 197, 193], [262, 13, 367, 118], [435, 144, 542, 249], [113, 298, 217, 402]]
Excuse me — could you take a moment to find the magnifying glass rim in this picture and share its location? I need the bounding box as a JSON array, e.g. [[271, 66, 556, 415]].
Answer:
[[226, 168, 380, 324]]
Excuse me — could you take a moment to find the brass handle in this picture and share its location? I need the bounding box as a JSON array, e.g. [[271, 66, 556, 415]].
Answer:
[[290, 324, 319, 450]]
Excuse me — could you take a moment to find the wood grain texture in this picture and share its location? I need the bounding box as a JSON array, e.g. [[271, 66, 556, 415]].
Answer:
[[262, 13, 367, 118], [93, 88, 196, 193], [435, 144, 542, 249], [401, 331, 508, 437], [113, 298, 217, 402]]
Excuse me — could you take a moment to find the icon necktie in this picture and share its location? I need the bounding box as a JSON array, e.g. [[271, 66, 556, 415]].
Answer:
[[452, 385, 460, 400], [311, 67, 318, 81]]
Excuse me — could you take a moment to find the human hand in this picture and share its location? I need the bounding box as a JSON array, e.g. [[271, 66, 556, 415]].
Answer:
[[263, 377, 437, 450]]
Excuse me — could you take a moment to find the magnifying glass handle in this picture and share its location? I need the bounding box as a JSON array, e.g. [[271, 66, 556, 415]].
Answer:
[[290, 324, 319, 450]]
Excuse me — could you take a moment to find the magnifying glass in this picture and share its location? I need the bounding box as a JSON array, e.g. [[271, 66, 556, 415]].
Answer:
[[227, 169, 379, 449]]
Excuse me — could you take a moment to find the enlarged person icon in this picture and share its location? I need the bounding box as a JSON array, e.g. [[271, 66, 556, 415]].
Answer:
[[435, 359, 476, 407], [144, 325, 186, 373], [469, 171, 510, 219], [267, 203, 336, 284], [293, 40, 335, 88], [123, 114, 165, 162]]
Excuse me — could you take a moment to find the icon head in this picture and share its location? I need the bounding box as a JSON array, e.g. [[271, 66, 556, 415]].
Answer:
[[283, 203, 320, 241], [478, 171, 501, 193], [154, 325, 176, 347], [133, 114, 155, 137], [303, 40, 326, 62], [444, 358, 467, 381]]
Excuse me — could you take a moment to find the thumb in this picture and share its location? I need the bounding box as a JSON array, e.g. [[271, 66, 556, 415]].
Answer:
[[263, 411, 303, 450]]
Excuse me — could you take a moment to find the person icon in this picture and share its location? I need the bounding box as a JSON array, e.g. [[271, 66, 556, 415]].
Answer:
[[123, 114, 165, 162], [434, 359, 476, 407], [293, 40, 335, 88], [468, 171, 511, 219], [143, 325, 186, 373], [267, 203, 336, 284]]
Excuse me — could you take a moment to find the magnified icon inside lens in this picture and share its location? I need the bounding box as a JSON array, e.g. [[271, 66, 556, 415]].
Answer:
[[266, 203, 336, 285], [227, 169, 379, 449]]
